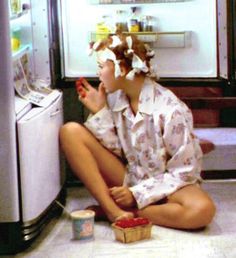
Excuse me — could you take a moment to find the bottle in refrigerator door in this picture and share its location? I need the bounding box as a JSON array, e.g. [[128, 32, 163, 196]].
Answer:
[[11, 26, 21, 51], [115, 10, 128, 32], [9, 0, 21, 16]]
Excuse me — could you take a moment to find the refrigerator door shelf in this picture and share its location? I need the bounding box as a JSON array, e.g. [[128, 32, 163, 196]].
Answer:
[[12, 44, 31, 61], [10, 0, 51, 83], [10, 9, 30, 21], [156, 31, 191, 48], [90, 0, 187, 4], [91, 31, 191, 47]]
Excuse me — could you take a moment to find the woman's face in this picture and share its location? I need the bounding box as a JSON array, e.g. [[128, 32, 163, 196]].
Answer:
[[97, 59, 121, 93]]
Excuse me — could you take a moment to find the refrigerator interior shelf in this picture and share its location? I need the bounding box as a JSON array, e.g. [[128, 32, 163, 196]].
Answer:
[[12, 44, 30, 60], [10, 10, 29, 21], [90, 0, 188, 4], [91, 31, 191, 48]]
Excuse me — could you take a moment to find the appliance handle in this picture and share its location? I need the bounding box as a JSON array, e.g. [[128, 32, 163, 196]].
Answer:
[[50, 108, 62, 117]]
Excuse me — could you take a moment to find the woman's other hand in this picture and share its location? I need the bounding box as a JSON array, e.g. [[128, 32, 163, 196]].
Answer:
[[110, 186, 136, 208], [76, 78, 106, 114]]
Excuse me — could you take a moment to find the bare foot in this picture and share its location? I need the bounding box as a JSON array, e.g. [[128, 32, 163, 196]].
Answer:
[[86, 205, 134, 222], [108, 210, 134, 222], [85, 205, 108, 221]]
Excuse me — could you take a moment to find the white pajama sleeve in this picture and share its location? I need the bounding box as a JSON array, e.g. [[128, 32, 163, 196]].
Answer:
[[129, 109, 201, 209], [84, 106, 122, 157]]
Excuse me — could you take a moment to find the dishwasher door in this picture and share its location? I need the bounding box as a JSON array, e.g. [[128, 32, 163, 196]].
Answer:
[[17, 92, 64, 223]]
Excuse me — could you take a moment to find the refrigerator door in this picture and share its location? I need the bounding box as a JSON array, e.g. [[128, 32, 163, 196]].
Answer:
[[17, 92, 63, 222], [58, 0, 217, 78], [10, 0, 51, 84], [0, 0, 20, 223], [30, 0, 52, 82]]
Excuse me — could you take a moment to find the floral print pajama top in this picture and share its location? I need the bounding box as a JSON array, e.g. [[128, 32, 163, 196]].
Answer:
[[84, 78, 203, 209]]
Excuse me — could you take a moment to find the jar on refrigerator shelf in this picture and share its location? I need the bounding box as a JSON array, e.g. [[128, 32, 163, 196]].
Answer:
[[115, 10, 128, 32], [140, 15, 153, 32], [96, 15, 113, 41], [128, 7, 141, 33], [129, 19, 139, 32]]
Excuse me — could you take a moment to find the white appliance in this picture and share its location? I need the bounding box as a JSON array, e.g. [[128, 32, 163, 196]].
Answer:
[[17, 94, 64, 224], [0, 0, 65, 254], [58, 0, 222, 79]]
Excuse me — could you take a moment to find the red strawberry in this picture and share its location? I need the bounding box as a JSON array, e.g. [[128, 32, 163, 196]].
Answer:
[[115, 217, 150, 228], [75, 80, 81, 92]]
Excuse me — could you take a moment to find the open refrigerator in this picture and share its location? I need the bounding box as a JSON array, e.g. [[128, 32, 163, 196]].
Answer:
[[56, 0, 232, 81], [0, 0, 65, 254]]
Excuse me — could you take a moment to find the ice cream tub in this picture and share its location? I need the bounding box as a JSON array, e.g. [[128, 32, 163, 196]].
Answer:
[[71, 209, 95, 240]]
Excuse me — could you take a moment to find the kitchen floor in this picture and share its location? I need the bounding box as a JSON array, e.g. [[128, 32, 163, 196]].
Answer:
[[5, 180, 236, 258]]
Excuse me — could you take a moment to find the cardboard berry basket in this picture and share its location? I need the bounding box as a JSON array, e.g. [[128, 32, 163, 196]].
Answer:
[[112, 218, 152, 243]]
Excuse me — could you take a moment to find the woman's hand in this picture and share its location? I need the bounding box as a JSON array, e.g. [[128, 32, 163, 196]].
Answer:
[[76, 78, 106, 114], [110, 186, 136, 208]]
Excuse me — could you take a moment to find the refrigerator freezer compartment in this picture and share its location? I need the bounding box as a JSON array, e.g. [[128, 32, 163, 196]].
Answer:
[[15, 95, 32, 120], [17, 93, 64, 222], [21, 188, 66, 242]]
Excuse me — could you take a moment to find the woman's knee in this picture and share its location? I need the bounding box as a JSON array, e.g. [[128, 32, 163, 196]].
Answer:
[[59, 122, 86, 151], [59, 122, 99, 153], [188, 198, 216, 228], [60, 122, 83, 140]]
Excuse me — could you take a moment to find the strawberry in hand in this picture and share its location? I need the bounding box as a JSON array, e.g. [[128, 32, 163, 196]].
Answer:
[[75, 78, 106, 114]]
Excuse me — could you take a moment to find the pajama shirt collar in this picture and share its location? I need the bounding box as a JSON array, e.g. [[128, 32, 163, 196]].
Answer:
[[109, 78, 155, 115]]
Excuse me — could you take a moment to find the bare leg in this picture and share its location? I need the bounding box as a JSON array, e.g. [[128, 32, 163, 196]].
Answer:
[[137, 184, 216, 229], [59, 122, 133, 222]]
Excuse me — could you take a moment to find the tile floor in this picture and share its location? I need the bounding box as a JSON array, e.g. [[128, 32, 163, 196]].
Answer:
[[4, 180, 236, 258]]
